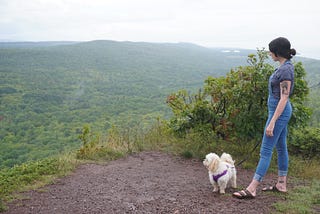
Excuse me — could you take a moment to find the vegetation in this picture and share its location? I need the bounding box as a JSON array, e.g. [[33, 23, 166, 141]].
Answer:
[[1, 41, 320, 212], [166, 50, 313, 157], [1, 41, 319, 168], [0, 154, 78, 212], [0, 41, 256, 168], [273, 179, 320, 214]]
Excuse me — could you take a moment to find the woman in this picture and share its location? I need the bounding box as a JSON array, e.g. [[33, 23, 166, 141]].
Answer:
[[233, 37, 296, 199]]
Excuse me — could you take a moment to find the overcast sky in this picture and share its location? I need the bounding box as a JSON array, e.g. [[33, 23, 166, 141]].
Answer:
[[1, 0, 319, 59]]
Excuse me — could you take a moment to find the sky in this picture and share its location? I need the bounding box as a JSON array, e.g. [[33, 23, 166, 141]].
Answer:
[[1, 0, 320, 59]]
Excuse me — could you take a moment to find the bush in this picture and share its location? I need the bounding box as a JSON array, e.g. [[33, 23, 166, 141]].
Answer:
[[290, 127, 320, 158]]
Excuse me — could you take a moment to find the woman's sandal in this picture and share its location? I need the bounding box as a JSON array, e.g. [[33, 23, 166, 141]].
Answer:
[[262, 185, 287, 193], [232, 189, 255, 199]]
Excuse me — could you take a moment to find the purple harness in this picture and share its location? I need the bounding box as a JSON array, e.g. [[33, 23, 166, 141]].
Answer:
[[212, 165, 232, 182], [212, 169, 228, 182]]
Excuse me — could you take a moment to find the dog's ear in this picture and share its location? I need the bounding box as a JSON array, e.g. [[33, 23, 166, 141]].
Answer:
[[208, 158, 218, 172], [203, 159, 208, 167]]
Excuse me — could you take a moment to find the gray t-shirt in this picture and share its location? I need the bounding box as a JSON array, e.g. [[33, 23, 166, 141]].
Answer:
[[270, 60, 294, 98]]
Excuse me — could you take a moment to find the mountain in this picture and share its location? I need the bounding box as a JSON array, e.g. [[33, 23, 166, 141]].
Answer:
[[0, 41, 79, 48], [0, 40, 319, 167]]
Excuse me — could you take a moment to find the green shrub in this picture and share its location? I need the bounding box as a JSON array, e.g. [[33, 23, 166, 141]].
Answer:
[[290, 127, 320, 158], [0, 158, 59, 195], [0, 154, 77, 211]]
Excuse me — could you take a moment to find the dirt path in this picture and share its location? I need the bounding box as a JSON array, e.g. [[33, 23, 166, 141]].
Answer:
[[4, 151, 286, 214]]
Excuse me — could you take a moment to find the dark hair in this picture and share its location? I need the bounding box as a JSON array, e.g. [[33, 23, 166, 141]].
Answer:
[[269, 37, 296, 59]]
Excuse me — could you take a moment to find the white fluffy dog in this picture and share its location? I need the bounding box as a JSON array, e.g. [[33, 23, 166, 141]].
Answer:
[[203, 152, 237, 194]]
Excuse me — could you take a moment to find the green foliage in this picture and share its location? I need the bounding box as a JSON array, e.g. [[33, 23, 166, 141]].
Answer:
[[181, 150, 193, 158], [78, 125, 91, 146], [76, 143, 124, 161], [290, 62, 312, 128], [0, 199, 4, 212], [205, 50, 274, 140], [0, 159, 57, 194], [289, 156, 320, 180], [300, 58, 320, 126], [166, 89, 216, 137], [1, 41, 319, 168], [307, 88, 320, 127], [76, 125, 125, 161], [75, 122, 152, 161], [0, 155, 78, 211], [290, 127, 320, 158], [167, 49, 311, 143], [0, 41, 257, 168]]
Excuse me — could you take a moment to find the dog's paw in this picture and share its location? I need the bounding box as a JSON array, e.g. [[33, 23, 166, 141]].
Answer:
[[219, 190, 226, 194], [212, 188, 219, 193]]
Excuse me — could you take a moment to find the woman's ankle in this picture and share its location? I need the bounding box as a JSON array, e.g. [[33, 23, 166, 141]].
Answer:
[[277, 176, 287, 191], [247, 179, 260, 195]]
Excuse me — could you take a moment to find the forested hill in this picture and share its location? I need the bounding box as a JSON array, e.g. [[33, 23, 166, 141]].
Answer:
[[0, 40, 319, 167]]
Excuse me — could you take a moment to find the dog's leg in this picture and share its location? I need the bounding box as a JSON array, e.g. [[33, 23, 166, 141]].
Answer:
[[212, 183, 219, 192], [219, 182, 227, 194], [231, 173, 237, 188]]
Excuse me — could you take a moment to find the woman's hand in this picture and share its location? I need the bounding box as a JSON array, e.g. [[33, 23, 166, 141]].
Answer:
[[266, 121, 275, 137]]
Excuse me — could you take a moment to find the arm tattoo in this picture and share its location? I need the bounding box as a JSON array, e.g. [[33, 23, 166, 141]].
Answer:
[[280, 82, 289, 96]]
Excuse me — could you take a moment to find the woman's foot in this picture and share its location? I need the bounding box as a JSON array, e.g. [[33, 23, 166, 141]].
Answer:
[[263, 176, 287, 193], [262, 183, 287, 193], [233, 179, 258, 199], [233, 189, 256, 199]]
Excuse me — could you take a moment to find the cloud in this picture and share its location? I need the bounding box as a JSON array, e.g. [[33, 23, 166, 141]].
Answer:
[[0, 0, 319, 59]]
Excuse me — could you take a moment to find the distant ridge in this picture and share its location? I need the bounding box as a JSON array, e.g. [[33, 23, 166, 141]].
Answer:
[[0, 41, 79, 48], [0, 39, 319, 61], [0, 39, 253, 53]]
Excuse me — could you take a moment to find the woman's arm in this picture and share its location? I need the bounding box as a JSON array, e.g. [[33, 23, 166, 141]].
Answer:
[[266, 80, 291, 137]]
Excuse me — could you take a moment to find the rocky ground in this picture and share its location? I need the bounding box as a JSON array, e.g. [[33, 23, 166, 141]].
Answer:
[[3, 151, 288, 214]]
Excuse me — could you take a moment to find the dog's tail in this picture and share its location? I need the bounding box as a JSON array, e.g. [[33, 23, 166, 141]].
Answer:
[[220, 153, 235, 166]]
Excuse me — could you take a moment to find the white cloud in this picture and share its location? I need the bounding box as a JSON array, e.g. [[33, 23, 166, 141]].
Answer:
[[0, 0, 319, 59]]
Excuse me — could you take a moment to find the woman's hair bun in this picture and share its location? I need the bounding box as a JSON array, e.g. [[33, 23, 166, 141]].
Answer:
[[290, 48, 296, 56]]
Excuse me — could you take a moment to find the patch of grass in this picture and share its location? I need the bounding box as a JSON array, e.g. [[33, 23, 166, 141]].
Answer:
[[289, 157, 320, 180], [270, 158, 320, 213], [0, 200, 5, 212], [0, 153, 79, 211], [273, 180, 320, 214], [76, 125, 125, 161], [76, 144, 125, 161], [181, 150, 193, 159]]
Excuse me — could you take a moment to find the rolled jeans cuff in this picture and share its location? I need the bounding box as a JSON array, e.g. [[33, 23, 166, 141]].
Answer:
[[253, 173, 263, 182], [278, 170, 287, 177]]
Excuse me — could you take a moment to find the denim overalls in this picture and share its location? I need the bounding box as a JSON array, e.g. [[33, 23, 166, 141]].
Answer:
[[253, 61, 293, 182]]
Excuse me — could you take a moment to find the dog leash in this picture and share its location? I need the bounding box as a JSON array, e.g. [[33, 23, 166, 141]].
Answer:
[[236, 140, 261, 167]]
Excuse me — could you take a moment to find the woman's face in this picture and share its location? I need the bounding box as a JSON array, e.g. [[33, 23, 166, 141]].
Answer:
[[269, 51, 278, 62]]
